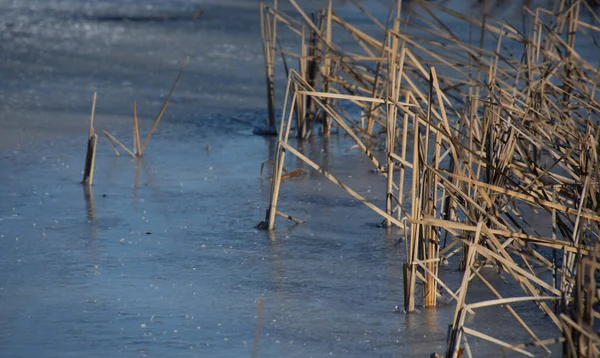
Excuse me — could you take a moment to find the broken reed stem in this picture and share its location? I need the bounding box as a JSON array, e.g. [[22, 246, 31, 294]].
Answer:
[[133, 101, 142, 156], [82, 92, 98, 185], [261, 3, 277, 133], [89, 92, 97, 138], [83, 134, 98, 185], [141, 56, 190, 153], [275, 210, 304, 224]]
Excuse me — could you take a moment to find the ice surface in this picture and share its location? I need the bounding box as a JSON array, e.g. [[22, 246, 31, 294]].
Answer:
[[0, 0, 593, 356]]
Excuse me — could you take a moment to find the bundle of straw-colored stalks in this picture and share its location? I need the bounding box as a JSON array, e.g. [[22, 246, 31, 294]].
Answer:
[[259, 0, 600, 356]]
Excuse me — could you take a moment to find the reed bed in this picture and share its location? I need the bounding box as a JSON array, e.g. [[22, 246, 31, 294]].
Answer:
[[259, 0, 600, 356]]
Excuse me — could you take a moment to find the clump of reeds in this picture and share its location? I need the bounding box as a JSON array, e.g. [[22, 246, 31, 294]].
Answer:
[[258, 0, 600, 356], [81, 57, 189, 189]]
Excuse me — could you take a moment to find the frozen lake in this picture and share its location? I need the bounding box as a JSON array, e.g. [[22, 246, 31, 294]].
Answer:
[[1, 0, 591, 356]]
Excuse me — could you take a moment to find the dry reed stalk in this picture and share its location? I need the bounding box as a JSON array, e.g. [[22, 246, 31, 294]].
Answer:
[[141, 56, 190, 152], [89, 92, 97, 138], [260, 2, 278, 134], [403, 96, 420, 312], [321, 0, 333, 135], [295, 25, 307, 138], [264, 71, 297, 230], [397, 110, 409, 220], [418, 68, 434, 307], [104, 131, 135, 158], [447, 222, 483, 358], [384, 6, 401, 228], [106, 134, 121, 157], [82, 92, 98, 185], [83, 134, 98, 185], [133, 101, 142, 156], [275, 210, 304, 224], [561, 244, 600, 357]]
